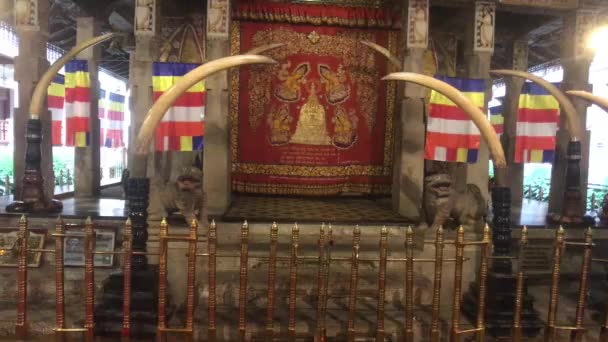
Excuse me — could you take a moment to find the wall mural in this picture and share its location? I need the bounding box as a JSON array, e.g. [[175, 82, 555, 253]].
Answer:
[[230, 22, 397, 195]]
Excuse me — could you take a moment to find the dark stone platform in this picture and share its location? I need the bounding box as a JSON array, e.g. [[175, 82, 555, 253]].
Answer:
[[0, 195, 127, 220]]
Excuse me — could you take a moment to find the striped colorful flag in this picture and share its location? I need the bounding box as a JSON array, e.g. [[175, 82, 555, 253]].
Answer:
[[103, 92, 125, 148], [64, 60, 90, 147], [425, 76, 485, 163], [48, 74, 65, 146], [489, 105, 503, 136], [99, 89, 106, 145], [515, 82, 560, 163], [152, 62, 205, 152]]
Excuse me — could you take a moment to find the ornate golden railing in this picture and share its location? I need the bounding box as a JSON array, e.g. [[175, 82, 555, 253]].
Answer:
[[3, 216, 607, 341]]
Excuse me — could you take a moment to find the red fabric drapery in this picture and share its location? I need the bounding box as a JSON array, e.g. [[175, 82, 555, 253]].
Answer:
[[234, 1, 400, 28], [230, 21, 398, 196]]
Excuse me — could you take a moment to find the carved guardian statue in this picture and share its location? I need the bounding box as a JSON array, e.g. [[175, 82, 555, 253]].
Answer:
[[423, 173, 487, 233], [148, 167, 204, 223]]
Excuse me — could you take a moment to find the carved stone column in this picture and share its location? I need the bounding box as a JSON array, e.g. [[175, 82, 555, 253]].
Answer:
[[95, 3, 159, 337], [548, 10, 595, 224], [6, 0, 63, 213], [464, 1, 493, 202], [74, 17, 101, 197], [204, 0, 231, 215], [392, 0, 429, 220], [462, 3, 543, 337], [502, 41, 528, 220]]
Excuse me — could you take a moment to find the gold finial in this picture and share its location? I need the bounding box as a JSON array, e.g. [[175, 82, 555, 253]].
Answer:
[[521, 226, 528, 245], [55, 216, 64, 233], [160, 218, 168, 235], [85, 216, 93, 225], [19, 214, 26, 223], [354, 224, 360, 234], [294, 222, 299, 233], [457, 225, 465, 234], [210, 219, 216, 228]]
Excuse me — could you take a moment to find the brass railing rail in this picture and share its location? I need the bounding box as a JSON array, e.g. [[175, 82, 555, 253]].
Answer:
[[7, 216, 608, 341]]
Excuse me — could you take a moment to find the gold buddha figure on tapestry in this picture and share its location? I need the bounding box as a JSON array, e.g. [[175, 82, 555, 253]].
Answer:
[[268, 104, 292, 145], [332, 106, 358, 148], [290, 83, 332, 145], [275, 62, 309, 102], [319, 64, 350, 104]]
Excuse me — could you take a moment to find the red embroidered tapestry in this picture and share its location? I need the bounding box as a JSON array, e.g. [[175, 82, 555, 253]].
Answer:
[[230, 20, 398, 196]]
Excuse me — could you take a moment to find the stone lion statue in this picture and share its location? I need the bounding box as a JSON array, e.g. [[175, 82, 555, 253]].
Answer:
[[148, 167, 204, 223], [423, 173, 487, 233]]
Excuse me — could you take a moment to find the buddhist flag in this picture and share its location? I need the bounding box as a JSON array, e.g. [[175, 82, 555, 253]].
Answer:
[[489, 105, 503, 136], [103, 92, 125, 148], [48, 74, 65, 146], [64, 60, 90, 147], [425, 76, 484, 163], [99, 89, 106, 145], [152, 62, 205, 152], [515, 82, 560, 163]]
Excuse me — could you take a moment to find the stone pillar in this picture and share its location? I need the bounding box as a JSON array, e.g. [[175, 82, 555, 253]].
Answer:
[[392, 0, 429, 220], [502, 40, 528, 220], [463, 1, 493, 202], [203, 13, 231, 215], [548, 10, 595, 219], [73, 17, 101, 197], [128, 38, 157, 178], [13, 0, 51, 199]]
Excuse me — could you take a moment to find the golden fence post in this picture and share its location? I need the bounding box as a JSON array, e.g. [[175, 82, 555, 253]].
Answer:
[[544, 226, 565, 342], [288, 223, 300, 342], [55, 217, 66, 336], [84, 217, 96, 342], [208, 220, 217, 342], [512, 226, 528, 342], [602, 299, 608, 341], [122, 218, 133, 339], [157, 218, 168, 341], [185, 218, 198, 337], [571, 227, 593, 342], [475, 224, 491, 342], [430, 226, 444, 342], [316, 224, 327, 342], [376, 227, 388, 342], [347, 226, 361, 342], [266, 222, 279, 341], [449, 226, 465, 342], [405, 226, 415, 342], [238, 221, 250, 342], [15, 215, 28, 340], [323, 224, 333, 339]]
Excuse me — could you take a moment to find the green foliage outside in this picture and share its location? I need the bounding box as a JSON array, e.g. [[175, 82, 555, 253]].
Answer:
[[0, 147, 75, 195]]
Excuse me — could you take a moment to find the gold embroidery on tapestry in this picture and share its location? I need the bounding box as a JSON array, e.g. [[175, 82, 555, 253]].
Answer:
[[275, 61, 310, 102], [290, 83, 332, 146], [268, 103, 293, 146], [332, 105, 358, 149], [318, 64, 350, 105], [229, 22, 398, 182]]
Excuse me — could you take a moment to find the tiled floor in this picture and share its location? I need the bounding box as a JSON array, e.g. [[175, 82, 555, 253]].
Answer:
[[222, 194, 413, 224]]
